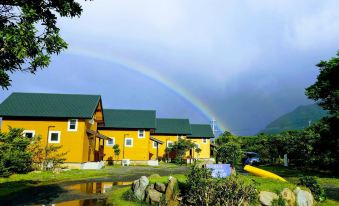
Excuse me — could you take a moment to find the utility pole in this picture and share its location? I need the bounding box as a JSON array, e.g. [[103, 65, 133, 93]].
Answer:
[[210, 118, 218, 136]]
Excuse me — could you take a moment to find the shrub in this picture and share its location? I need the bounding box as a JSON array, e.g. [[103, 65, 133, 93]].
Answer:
[[183, 163, 257, 206], [0, 128, 32, 177], [122, 189, 139, 202], [27, 135, 67, 171], [298, 176, 326, 202]]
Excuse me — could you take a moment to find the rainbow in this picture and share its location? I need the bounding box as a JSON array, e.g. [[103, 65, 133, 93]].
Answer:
[[67, 47, 226, 132]]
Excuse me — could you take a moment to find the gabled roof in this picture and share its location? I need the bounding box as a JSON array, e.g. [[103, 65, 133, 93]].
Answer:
[[0, 92, 101, 119], [99, 109, 156, 129], [188, 124, 214, 138], [154, 118, 191, 135]]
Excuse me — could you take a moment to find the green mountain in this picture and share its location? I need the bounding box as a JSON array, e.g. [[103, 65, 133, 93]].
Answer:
[[260, 104, 328, 134]]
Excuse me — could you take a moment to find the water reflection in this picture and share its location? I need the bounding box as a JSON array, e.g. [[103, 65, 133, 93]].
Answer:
[[64, 181, 132, 194], [38, 199, 107, 206], [32, 181, 132, 206]]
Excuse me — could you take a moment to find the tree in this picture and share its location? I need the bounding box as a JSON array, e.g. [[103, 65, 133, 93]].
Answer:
[[216, 141, 242, 165], [0, 128, 32, 177], [170, 138, 196, 164], [195, 147, 202, 159], [305, 51, 339, 117], [27, 135, 67, 171], [113, 144, 120, 161], [0, 0, 84, 89]]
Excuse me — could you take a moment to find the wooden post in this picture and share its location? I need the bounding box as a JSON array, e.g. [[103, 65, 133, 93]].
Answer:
[[156, 142, 159, 160]]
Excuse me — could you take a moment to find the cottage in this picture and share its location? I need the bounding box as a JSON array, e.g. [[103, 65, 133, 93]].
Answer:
[[187, 124, 214, 159], [0, 92, 108, 169]]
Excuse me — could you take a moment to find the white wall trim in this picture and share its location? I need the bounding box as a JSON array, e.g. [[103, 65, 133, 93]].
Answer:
[[67, 119, 78, 132], [202, 138, 207, 144], [138, 129, 145, 138], [48, 131, 61, 143], [23, 130, 35, 138], [106, 137, 115, 146], [167, 141, 173, 148], [125, 138, 133, 147]]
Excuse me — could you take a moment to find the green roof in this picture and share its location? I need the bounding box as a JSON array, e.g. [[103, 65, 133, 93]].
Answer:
[[100, 109, 156, 129], [155, 118, 191, 135], [0, 92, 101, 119], [188, 124, 214, 138]]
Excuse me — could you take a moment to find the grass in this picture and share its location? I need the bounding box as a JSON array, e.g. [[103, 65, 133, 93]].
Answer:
[[106, 186, 148, 206], [0, 164, 187, 197], [256, 165, 339, 206]]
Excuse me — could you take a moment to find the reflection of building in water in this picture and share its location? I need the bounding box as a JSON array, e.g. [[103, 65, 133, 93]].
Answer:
[[50, 198, 107, 206], [63, 181, 132, 195]]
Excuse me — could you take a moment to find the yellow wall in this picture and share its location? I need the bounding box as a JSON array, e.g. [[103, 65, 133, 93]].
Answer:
[[149, 135, 182, 160], [187, 138, 211, 159], [1, 118, 91, 163], [99, 129, 151, 161]]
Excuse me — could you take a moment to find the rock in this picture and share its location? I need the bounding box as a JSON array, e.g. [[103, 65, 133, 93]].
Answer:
[[132, 176, 149, 201], [146, 188, 163, 205], [149, 173, 161, 179], [155, 182, 166, 193], [259, 191, 279, 206], [294, 187, 314, 206], [281, 188, 296, 206], [165, 177, 179, 203]]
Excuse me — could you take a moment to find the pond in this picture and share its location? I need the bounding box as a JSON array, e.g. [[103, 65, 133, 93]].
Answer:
[[5, 181, 132, 206]]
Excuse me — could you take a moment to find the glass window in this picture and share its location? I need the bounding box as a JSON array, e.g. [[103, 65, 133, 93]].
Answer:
[[68, 119, 78, 131], [107, 138, 115, 146], [49, 131, 60, 143], [23, 130, 35, 138], [138, 130, 145, 138], [153, 141, 158, 148], [167, 141, 173, 148], [125, 138, 133, 147], [202, 138, 207, 143]]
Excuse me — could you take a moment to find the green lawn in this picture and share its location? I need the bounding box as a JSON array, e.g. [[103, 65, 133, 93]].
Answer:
[[256, 165, 339, 206], [0, 164, 188, 197]]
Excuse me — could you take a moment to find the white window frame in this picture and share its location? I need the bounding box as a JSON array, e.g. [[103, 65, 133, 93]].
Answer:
[[167, 141, 173, 148], [23, 130, 35, 138], [125, 138, 133, 147], [202, 138, 207, 144], [48, 131, 61, 143], [153, 141, 158, 149], [106, 137, 115, 146], [68, 119, 78, 132], [138, 130, 145, 138]]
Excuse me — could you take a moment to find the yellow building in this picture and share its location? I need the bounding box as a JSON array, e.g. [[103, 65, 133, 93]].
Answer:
[[150, 118, 192, 161], [187, 124, 214, 159], [98, 109, 160, 164], [0, 92, 214, 167], [0, 92, 108, 169]]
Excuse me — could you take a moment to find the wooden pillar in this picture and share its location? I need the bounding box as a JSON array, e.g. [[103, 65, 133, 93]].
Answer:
[[156, 142, 159, 160]]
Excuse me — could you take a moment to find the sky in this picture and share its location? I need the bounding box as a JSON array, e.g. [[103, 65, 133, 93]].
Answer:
[[1, 0, 339, 135]]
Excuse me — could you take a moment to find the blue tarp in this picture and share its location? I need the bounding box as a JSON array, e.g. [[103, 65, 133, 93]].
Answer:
[[206, 164, 231, 178]]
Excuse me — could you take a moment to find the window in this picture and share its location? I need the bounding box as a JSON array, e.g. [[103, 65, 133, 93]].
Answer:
[[125, 138, 133, 147], [23, 130, 35, 138], [153, 141, 158, 148], [202, 138, 207, 144], [107, 137, 115, 146], [48, 131, 61, 143], [167, 141, 173, 148], [138, 130, 145, 138], [68, 119, 78, 131]]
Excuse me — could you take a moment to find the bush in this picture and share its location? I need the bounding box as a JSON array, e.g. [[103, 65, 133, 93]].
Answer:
[[122, 189, 139, 202], [298, 176, 326, 202], [0, 128, 32, 177], [183, 163, 257, 206]]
